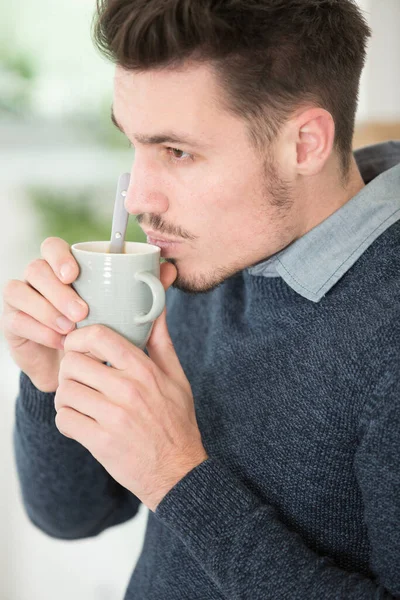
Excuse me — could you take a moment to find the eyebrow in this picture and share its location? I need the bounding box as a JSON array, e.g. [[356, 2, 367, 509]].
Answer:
[[110, 105, 209, 149]]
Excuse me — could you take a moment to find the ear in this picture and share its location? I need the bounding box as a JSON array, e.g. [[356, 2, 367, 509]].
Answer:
[[294, 108, 335, 177]]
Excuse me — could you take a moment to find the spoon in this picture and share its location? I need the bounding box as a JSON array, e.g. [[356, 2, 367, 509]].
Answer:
[[105, 172, 131, 367], [108, 172, 131, 254]]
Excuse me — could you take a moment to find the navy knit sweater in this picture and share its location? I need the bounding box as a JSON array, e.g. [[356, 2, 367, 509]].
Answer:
[[13, 144, 400, 598]]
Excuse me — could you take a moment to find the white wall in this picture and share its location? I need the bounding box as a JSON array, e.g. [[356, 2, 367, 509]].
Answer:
[[355, 0, 400, 123], [362, 0, 400, 121]]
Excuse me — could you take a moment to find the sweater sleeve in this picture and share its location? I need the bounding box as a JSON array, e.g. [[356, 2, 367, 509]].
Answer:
[[154, 357, 400, 599], [13, 370, 141, 540]]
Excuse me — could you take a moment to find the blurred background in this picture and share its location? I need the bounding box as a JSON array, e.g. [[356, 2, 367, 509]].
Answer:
[[0, 0, 399, 598]]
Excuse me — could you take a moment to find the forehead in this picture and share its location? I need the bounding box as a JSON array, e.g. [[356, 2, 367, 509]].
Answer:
[[112, 63, 243, 146], [113, 61, 219, 110]]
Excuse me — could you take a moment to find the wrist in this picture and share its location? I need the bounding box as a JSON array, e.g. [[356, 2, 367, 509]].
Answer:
[[147, 449, 209, 512]]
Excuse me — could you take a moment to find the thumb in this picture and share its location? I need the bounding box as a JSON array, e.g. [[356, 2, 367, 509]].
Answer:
[[147, 263, 187, 384], [159, 261, 178, 292]]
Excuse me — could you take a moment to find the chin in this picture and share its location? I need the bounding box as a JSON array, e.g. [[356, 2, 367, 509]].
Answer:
[[164, 257, 243, 296]]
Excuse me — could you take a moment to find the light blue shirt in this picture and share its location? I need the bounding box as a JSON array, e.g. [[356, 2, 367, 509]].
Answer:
[[246, 141, 400, 302]]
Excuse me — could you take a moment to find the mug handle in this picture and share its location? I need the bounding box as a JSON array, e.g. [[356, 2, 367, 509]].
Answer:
[[134, 271, 166, 325]]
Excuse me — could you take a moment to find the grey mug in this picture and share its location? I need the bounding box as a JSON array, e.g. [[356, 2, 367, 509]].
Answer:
[[70, 241, 165, 350]]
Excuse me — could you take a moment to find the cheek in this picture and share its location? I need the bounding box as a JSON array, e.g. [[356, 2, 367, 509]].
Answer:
[[184, 162, 263, 238]]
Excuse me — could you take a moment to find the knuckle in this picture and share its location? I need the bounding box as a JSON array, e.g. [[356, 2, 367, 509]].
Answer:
[[3, 279, 20, 301], [24, 258, 46, 280], [118, 378, 138, 401], [59, 350, 79, 373], [9, 309, 24, 331], [89, 324, 108, 340], [54, 388, 62, 412], [54, 380, 73, 410], [67, 350, 82, 365], [55, 405, 66, 423], [58, 359, 66, 380], [55, 407, 70, 433], [119, 347, 132, 366], [109, 405, 127, 428], [141, 363, 157, 384], [40, 237, 58, 254], [54, 410, 61, 429], [54, 398, 61, 414]]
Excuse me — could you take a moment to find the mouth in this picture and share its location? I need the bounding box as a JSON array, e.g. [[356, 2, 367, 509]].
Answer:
[[143, 229, 182, 244], [146, 236, 183, 249]]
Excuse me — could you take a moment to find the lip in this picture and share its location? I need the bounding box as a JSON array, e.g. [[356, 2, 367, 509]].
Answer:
[[143, 230, 182, 244], [146, 236, 182, 249], [146, 236, 183, 258]]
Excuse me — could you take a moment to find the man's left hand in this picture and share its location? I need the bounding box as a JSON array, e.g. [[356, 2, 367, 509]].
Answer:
[[54, 263, 208, 512]]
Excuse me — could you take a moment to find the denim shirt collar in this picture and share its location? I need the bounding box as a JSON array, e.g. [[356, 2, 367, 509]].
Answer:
[[246, 141, 400, 302]]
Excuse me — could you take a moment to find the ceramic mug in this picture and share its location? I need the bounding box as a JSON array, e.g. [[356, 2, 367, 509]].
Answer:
[[70, 241, 165, 350]]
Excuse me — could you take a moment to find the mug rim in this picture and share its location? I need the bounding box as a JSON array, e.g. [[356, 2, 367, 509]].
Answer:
[[71, 241, 161, 256]]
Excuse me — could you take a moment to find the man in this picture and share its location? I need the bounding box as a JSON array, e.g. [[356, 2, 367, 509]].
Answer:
[[10, 0, 400, 598]]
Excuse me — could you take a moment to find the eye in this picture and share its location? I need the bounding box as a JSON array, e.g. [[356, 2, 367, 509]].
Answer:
[[127, 142, 193, 164], [165, 147, 193, 164]]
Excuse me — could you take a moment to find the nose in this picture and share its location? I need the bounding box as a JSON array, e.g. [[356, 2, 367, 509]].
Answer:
[[124, 152, 169, 216]]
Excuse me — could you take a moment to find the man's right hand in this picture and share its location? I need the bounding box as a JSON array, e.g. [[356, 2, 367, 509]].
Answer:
[[0, 237, 89, 393]]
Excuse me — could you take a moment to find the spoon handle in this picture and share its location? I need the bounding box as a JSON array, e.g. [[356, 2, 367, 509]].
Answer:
[[109, 172, 131, 254]]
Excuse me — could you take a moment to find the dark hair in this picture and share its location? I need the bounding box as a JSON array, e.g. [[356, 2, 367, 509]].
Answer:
[[92, 0, 372, 184]]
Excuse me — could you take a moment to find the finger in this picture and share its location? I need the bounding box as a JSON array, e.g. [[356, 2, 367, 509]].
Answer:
[[59, 350, 142, 403], [1, 301, 66, 350], [40, 236, 79, 284], [63, 324, 153, 373], [146, 262, 183, 379], [59, 351, 112, 389], [158, 261, 178, 291], [55, 379, 111, 424], [4, 279, 77, 336], [146, 305, 187, 385], [23, 258, 88, 325], [55, 405, 99, 448]]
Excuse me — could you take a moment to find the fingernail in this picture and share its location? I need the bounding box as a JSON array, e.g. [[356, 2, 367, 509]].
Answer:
[[69, 300, 86, 320], [60, 263, 72, 280], [56, 316, 75, 332]]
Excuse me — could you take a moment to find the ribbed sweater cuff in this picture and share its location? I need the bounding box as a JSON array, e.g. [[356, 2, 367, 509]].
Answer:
[[17, 370, 57, 425], [154, 457, 262, 555]]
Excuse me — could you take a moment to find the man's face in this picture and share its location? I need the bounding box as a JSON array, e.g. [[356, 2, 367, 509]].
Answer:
[[113, 62, 297, 294]]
